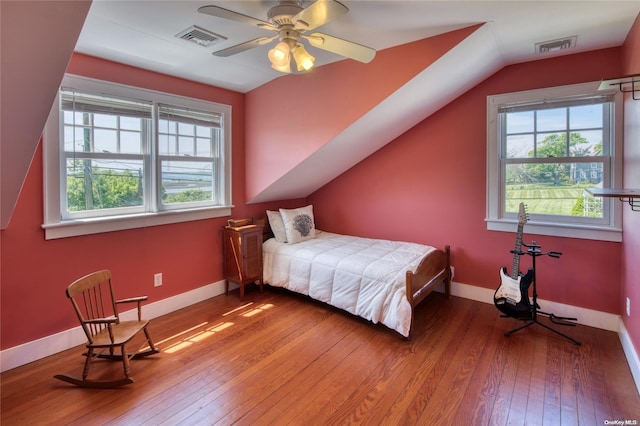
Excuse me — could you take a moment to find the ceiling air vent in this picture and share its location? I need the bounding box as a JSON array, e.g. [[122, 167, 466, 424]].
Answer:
[[175, 25, 227, 47], [535, 36, 577, 54]]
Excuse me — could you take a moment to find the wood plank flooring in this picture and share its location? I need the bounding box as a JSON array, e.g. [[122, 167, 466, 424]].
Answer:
[[2, 288, 639, 425]]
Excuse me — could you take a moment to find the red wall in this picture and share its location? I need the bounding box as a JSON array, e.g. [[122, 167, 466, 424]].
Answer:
[[2, 40, 636, 357], [309, 48, 624, 315], [621, 14, 640, 358], [0, 54, 302, 350]]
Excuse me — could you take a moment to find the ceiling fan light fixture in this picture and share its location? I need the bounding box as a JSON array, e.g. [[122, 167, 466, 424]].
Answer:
[[293, 44, 315, 71], [271, 62, 291, 73], [268, 41, 290, 67]]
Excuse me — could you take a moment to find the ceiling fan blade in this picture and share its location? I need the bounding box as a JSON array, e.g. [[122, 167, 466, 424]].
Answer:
[[212, 36, 275, 57], [306, 33, 376, 63], [292, 0, 348, 31], [198, 5, 277, 31]]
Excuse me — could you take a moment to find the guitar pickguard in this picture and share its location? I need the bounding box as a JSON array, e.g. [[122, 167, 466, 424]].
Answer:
[[495, 267, 522, 304]]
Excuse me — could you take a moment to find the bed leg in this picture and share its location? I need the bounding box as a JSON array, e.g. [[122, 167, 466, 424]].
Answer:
[[445, 245, 451, 298]]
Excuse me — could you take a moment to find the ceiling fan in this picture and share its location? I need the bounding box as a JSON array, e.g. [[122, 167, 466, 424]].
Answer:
[[198, 0, 376, 73]]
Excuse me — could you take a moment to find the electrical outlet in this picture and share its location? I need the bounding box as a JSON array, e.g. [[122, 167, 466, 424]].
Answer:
[[154, 273, 163, 287], [627, 297, 631, 317]]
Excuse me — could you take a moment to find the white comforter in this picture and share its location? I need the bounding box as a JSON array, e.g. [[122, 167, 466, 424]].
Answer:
[[263, 231, 435, 337]]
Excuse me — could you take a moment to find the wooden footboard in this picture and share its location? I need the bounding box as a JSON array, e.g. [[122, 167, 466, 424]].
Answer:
[[405, 245, 451, 339]]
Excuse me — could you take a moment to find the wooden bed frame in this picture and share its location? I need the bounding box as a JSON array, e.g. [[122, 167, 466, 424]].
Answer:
[[405, 245, 451, 339], [253, 216, 451, 339]]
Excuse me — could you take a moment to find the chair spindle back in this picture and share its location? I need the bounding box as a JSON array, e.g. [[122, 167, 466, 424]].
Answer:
[[66, 270, 119, 343]]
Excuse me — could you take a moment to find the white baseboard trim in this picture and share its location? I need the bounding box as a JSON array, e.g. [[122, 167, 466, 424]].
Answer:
[[0, 280, 228, 373], [1, 277, 637, 394], [446, 281, 620, 332], [618, 318, 640, 396]]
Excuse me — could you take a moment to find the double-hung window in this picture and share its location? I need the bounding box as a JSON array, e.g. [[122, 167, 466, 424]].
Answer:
[[43, 74, 232, 239], [486, 81, 622, 242]]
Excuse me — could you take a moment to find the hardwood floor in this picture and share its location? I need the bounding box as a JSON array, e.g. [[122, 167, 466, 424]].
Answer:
[[2, 288, 639, 425]]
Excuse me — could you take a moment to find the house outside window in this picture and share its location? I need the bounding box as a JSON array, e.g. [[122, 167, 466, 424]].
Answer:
[[486, 81, 622, 242], [43, 74, 232, 239]]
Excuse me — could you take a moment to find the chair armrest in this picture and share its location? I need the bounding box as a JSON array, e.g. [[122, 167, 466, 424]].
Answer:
[[115, 296, 148, 321], [115, 296, 148, 304], [84, 317, 118, 325]]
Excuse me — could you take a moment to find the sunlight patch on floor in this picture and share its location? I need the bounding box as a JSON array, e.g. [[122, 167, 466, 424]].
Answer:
[[163, 321, 235, 353], [157, 302, 276, 353], [242, 303, 274, 317]]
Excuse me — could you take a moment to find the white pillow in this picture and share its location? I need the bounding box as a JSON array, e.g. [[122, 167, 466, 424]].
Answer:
[[280, 205, 316, 244], [266, 210, 287, 243]]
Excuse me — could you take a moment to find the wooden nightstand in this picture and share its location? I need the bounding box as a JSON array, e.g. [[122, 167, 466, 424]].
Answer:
[[223, 224, 264, 300]]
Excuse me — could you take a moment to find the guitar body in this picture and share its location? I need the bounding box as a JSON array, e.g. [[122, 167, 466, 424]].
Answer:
[[494, 268, 533, 319]]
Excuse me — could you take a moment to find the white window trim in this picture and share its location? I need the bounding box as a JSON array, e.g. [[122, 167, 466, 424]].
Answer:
[[486, 81, 623, 242], [42, 74, 233, 240]]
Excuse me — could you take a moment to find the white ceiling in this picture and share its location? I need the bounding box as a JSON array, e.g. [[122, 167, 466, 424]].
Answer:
[[75, 1, 640, 94]]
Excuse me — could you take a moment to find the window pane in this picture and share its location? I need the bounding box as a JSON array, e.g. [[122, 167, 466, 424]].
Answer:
[[505, 162, 603, 218], [506, 111, 534, 133], [161, 161, 214, 204], [178, 136, 194, 156], [536, 108, 566, 132], [94, 113, 117, 129], [94, 128, 118, 153], [573, 130, 603, 156], [158, 134, 170, 155], [570, 104, 603, 129], [178, 122, 194, 136], [535, 132, 567, 157], [120, 116, 142, 131], [121, 130, 142, 154], [64, 125, 91, 152], [506, 134, 534, 158], [196, 126, 210, 137], [159, 134, 177, 155], [158, 118, 170, 134], [66, 158, 144, 212], [196, 138, 212, 157]]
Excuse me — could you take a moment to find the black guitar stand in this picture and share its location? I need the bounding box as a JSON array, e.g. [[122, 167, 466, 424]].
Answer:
[[504, 241, 582, 345]]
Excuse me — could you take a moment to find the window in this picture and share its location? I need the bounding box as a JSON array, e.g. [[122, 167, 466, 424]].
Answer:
[[487, 81, 622, 242], [43, 75, 232, 239]]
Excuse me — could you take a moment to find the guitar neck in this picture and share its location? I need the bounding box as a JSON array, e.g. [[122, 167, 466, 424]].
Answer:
[[510, 223, 524, 279]]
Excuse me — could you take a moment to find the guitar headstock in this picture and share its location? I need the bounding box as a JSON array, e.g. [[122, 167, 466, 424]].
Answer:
[[518, 202, 529, 225]]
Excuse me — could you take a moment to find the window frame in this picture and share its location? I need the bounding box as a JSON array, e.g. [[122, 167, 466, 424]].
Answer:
[[43, 74, 232, 240], [486, 81, 623, 242]]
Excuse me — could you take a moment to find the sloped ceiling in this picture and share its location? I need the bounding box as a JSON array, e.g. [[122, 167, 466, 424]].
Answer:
[[0, 0, 92, 229], [245, 24, 501, 203]]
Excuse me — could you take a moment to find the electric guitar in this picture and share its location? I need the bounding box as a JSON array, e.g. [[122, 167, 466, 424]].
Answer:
[[494, 202, 533, 318]]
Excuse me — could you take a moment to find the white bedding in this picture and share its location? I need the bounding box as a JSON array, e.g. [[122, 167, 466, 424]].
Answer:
[[263, 230, 435, 337]]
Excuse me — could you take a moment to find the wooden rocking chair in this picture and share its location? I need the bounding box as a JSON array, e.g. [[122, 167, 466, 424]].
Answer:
[[54, 270, 159, 388]]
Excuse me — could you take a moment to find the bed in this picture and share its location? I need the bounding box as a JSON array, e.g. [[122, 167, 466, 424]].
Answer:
[[260, 206, 451, 338]]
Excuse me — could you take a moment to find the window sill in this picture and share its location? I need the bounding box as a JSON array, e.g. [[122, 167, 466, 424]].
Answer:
[[486, 219, 622, 242], [42, 206, 232, 240]]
